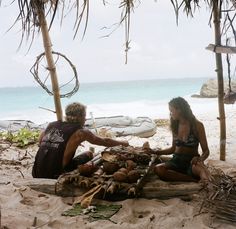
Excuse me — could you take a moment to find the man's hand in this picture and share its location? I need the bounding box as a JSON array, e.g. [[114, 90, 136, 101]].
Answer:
[[121, 141, 129, 147], [154, 149, 162, 155], [191, 156, 202, 165]]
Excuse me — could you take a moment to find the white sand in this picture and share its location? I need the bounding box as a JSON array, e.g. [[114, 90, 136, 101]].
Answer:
[[1, 102, 236, 229]]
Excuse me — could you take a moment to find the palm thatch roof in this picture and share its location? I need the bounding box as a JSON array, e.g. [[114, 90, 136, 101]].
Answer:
[[170, 0, 235, 37], [5, 0, 136, 62], [4, 1, 235, 60]]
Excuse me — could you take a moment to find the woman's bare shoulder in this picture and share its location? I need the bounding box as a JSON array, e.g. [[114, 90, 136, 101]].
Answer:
[[195, 119, 205, 131]]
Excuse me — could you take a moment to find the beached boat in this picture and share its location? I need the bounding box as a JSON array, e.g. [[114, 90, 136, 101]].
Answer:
[[0, 120, 40, 131], [0, 116, 157, 138], [85, 116, 157, 138]]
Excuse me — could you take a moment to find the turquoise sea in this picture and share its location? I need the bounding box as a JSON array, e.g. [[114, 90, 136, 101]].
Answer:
[[0, 77, 210, 123]]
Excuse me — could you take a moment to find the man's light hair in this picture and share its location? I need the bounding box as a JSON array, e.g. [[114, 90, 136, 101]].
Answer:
[[65, 102, 86, 124]]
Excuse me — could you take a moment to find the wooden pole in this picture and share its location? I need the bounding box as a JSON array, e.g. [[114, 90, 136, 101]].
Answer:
[[37, 8, 63, 121], [213, 1, 226, 161]]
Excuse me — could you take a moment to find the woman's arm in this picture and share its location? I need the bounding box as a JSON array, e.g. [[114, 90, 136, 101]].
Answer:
[[152, 139, 176, 155], [197, 122, 210, 161]]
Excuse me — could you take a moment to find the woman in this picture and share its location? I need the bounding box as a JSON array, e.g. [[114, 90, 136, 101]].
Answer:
[[153, 97, 211, 182]]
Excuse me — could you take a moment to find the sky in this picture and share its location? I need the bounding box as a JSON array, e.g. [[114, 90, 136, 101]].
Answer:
[[0, 0, 222, 87]]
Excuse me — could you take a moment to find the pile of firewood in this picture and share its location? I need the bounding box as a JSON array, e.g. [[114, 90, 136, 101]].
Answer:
[[56, 143, 157, 203], [201, 168, 236, 223]]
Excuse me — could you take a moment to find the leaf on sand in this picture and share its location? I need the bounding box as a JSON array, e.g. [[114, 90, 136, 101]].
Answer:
[[62, 204, 122, 222]]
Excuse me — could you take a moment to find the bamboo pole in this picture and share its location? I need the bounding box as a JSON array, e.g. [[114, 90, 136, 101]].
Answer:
[[213, 1, 226, 161], [37, 7, 63, 121]]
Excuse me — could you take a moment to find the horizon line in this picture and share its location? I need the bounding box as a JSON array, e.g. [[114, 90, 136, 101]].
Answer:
[[0, 76, 212, 89]]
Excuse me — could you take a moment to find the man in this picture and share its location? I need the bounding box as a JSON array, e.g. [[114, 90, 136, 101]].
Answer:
[[32, 102, 129, 179]]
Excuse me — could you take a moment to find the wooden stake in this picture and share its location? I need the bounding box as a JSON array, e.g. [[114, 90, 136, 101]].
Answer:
[[37, 7, 63, 121], [212, 2, 226, 161]]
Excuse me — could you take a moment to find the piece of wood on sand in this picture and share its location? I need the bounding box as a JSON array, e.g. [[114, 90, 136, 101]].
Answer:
[[14, 176, 202, 199], [141, 175, 202, 199]]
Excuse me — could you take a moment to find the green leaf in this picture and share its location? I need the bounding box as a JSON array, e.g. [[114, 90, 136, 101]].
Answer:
[[0, 128, 40, 147], [62, 204, 122, 222]]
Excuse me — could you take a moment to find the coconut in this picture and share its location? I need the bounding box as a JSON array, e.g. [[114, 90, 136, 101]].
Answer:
[[125, 160, 136, 171], [118, 168, 128, 174], [103, 161, 119, 174], [127, 170, 140, 183], [113, 171, 127, 182], [78, 163, 96, 177]]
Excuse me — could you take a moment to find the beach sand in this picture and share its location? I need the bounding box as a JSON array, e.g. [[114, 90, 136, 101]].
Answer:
[[1, 104, 236, 229]]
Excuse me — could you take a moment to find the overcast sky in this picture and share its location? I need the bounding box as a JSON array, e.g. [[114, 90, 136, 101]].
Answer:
[[0, 1, 220, 87]]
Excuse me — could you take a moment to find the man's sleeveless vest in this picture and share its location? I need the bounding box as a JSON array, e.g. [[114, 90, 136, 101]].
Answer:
[[32, 121, 81, 179]]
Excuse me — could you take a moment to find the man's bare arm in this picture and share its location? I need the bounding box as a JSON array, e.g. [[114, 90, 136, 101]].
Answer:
[[38, 131, 45, 145], [82, 130, 129, 147]]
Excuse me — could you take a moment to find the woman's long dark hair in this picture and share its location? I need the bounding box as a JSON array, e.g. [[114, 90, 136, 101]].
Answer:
[[169, 97, 198, 137]]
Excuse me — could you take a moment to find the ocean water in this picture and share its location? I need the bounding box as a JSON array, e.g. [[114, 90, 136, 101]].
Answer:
[[0, 77, 217, 123]]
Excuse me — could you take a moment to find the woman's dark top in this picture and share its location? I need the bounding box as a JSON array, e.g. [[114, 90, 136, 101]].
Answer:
[[166, 125, 200, 177], [174, 126, 199, 149], [32, 121, 81, 179]]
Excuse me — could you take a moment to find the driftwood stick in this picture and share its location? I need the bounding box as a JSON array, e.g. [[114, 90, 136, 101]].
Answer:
[[91, 154, 101, 163], [136, 154, 157, 191], [92, 158, 103, 166]]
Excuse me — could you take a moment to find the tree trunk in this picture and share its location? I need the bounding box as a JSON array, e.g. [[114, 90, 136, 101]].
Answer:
[[213, 2, 226, 161], [37, 8, 63, 121]]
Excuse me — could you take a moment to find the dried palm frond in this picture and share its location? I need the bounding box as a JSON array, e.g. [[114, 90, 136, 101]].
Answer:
[[4, 0, 138, 62], [201, 168, 236, 223], [170, 0, 201, 23], [119, 0, 136, 63], [170, 0, 236, 26], [9, 0, 90, 44], [172, 0, 236, 97]]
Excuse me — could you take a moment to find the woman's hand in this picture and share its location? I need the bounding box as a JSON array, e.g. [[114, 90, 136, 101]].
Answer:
[[146, 148, 162, 155], [191, 156, 202, 165]]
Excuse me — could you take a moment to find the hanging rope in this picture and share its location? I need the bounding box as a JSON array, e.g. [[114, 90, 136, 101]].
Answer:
[[30, 51, 79, 98], [226, 38, 232, 92]]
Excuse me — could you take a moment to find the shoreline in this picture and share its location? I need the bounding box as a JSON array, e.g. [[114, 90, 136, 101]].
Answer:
[[1, 96, 233, 124]]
